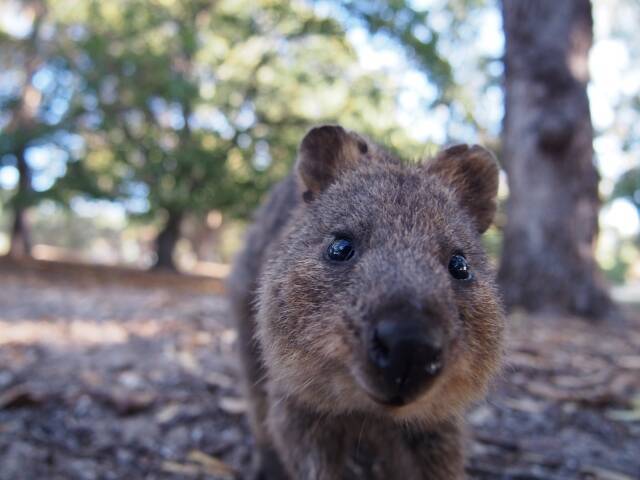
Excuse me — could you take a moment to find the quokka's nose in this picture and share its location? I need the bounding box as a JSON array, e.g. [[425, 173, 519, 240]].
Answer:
[[368, 319, 444, 404]]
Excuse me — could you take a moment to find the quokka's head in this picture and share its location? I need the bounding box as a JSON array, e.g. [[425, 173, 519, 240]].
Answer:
[[258, 125, 504, 425]]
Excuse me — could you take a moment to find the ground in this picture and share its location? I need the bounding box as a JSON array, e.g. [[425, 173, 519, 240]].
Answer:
[[0, 259, 639, 480]]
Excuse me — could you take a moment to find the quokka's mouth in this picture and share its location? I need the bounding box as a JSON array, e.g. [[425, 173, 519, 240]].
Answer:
[[354, 362, 445, 410], [373, 394, 408, 407], [357, 380, 421, 408]]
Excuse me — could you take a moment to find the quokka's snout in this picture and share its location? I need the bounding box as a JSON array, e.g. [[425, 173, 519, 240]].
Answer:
[[361, 302, 447, 406]]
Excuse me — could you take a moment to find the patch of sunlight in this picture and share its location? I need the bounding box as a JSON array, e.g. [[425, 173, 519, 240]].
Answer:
[[601, 198, 640, 238], [0, 165, 19, 189], [611, 283, 640, 305], [0, 233, 8, 255], [0, 2, 34, 38], [190, 261, 231, 279], [0, 319, 162, 346]]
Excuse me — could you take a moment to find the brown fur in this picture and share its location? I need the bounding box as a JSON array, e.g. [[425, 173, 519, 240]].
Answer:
[[227, 125, 504, 480]]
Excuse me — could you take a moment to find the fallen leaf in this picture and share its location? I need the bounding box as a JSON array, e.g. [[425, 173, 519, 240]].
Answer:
[[616, 355, 640, 370], [502, 396, 546, 413], [205, 372, 233, 390], [155, 403, 182, 424], [0, 384, 43, 409], [219, 396, 247, 415], [187, 450, 236, 477], [607, 409, 640, 422], [581, 465, 637, 480], [107, 389, 155, 415], [161, 461, 199, 476]]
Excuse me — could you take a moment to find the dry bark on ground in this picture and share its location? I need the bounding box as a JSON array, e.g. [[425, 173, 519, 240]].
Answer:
[[0, 260, 638, 479]]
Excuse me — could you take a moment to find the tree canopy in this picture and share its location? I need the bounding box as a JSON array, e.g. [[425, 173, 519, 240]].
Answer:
[[1, 0, 466, 268]]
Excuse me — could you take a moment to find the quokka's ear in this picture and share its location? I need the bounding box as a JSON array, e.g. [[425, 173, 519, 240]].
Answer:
[[296, 125, 369, 199], [426, 144, 499, 233]]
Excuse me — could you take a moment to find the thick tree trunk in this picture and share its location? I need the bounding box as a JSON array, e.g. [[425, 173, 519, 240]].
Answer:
[[498, 0, 613, 319], [152, 210, 183, 271], [8, 149, 32, 259]]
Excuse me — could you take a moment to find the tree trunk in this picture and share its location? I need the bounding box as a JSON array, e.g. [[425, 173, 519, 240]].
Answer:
[[498, 0, 613, 319], [8, 148, 32, 259], [152, 210, 183, 271], [5, 5, 48, 260]]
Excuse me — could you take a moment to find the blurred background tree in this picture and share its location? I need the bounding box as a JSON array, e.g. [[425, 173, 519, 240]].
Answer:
[[0, 0, 80, 258], [43, 0, 440, 269], [2, 0, 452, 270], [498, 0, 613, 318], [1, 0, 639, 315]]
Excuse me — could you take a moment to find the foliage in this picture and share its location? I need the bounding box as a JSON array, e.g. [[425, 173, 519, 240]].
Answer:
[[47, 0, 441, 222], [1, 0, 465, 266], [604, 0, 640, 220], [0, 1, 78, 213], [612, 168, 640, 220]]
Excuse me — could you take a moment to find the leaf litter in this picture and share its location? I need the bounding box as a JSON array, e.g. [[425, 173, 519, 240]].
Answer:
[[0, 260, 639, 479]]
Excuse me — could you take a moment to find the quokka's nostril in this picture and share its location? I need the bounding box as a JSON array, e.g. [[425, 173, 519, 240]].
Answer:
[[424, 350, 443, 376], [370, 330, 391, 368]]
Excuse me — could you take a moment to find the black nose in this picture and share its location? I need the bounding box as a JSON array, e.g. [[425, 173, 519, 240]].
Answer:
[[368, 319, 444, 403]]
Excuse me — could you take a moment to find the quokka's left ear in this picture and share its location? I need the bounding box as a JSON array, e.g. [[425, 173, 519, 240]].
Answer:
[[296, 125, 369, 198], [425, 144, 499, 233]]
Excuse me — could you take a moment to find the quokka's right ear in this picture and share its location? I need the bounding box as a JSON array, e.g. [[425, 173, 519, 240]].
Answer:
[[296, 125, 369, 200], [426, 144, 500, 234]]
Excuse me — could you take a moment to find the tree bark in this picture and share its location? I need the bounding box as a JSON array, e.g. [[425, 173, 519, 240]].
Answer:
[[152, 210, 183, 271], [498, 0, 613, 319], [8, 148, 32, 259], [9, 210, 32, 259]]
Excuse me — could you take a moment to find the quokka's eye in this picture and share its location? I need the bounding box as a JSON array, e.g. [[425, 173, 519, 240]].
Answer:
[[448, 254, 471, 280], [326, 237, 355, 262]]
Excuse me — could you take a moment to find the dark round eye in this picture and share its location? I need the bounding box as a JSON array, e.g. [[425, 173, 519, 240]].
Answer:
[[327, 237, 355, 262], [448, 254, 471, 280]]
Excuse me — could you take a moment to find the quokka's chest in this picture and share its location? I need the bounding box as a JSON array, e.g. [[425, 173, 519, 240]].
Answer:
[[326, 421, 434, 480]]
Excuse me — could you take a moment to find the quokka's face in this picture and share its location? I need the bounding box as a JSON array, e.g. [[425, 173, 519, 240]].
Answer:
[[258, 126, 504, 424]]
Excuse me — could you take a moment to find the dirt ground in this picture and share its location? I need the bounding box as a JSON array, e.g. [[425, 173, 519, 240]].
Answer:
[[0, 259, 639, 480]]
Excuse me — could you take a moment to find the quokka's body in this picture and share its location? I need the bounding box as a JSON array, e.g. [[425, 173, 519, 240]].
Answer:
[[228, 125, 505, 480]]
